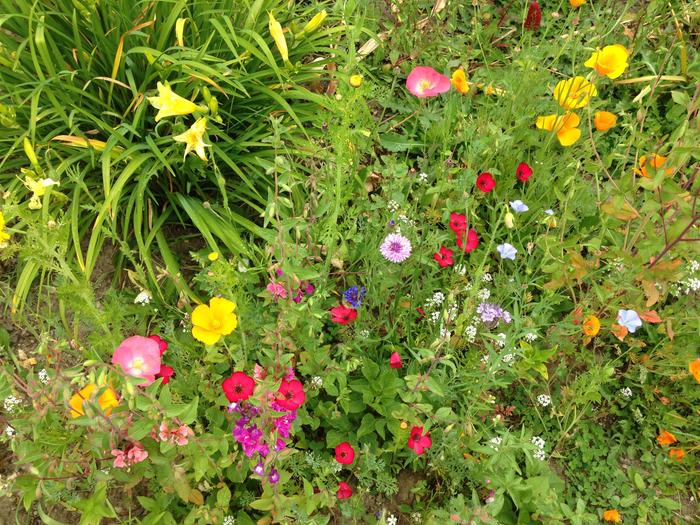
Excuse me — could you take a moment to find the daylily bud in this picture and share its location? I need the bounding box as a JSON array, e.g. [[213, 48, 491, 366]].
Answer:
[[302, 10, 327, 34], [208, 96, 218, 117], [175, 18, 187, 47], [504, 212, 515, 229], [268, 12, 289, 63], [23, 137, 39, 168]]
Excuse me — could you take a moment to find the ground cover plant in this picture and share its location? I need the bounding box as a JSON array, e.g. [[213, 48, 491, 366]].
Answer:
[[0, 0, 699, 524]]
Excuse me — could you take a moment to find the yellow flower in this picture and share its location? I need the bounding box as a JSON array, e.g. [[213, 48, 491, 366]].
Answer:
[[24, 175, 59, 210], [603, 509, 621, 523], [302, 10, 327, 34], [689, 359, 700, 383], [174, 117, 209, 161], [349, 74, 363, 88], [635, 154, 674, 178], [536, 112, 581, 146], [207, 251, 219, 262], [0, 211, 11, 245], [569, 0, 586, 7], [553, 76, 597, 110], [69, 383, 119, 419], [594, 111, 617, 132], [451, 69, 469, 94], [268, 12, 289, 63], [192, 297, 238, 345], [504, 212, 515, 229], [583, 315, 600, 336], [585, 45, 629, 79], [148, 82, 199, 122]]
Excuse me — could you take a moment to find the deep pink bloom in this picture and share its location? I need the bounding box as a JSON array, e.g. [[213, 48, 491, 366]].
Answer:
[[406, 66, 451, 98], [524, 1, 542, 31], [222, 371, 255, 402], [335, 442, 355, 465], [456, 228, 479, 253], [112, 335, 162, 385], [330, 305, 357, 325], [148, 335, 168, 355], [433, 246, 454, 268], [276, 379, 306, 410], [253, 364, 267, 381], [157, 364, 174, 385], [449, 212, 467, 234], [389, 352, 403, 369], [407, 425, 432, 455], [267, 282, 287, 300], [476, 172, 496, 192], [516, 162, 533, 182], [337, 481, 353, 500]]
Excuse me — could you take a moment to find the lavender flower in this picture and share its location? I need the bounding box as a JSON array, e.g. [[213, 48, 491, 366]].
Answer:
[[497, 243, 517, 260], [343, 285, 366, 308], [380, 233, 412, 263], [477, 302, 513, 325]]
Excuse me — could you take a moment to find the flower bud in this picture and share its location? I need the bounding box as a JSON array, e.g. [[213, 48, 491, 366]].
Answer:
[[268, 12, 289, 62], [504, 212, 515, 229], [349, 74, 363, 88], [23, 137, 39, 168], [302, 10, 327, 34]]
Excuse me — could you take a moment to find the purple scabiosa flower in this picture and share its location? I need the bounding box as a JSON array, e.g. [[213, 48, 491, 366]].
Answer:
[[268, 469, 280, 484], [476, 302, 513, 326], [343, 286, 366, 308], [380, 233, 412, 263]]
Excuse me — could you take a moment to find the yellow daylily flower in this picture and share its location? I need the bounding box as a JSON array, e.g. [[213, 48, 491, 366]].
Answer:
[[536, 112, 581, 146], [69, 383, 119, 418], [173, 117, 209, 161], [0, 211, 11, 246], [148, 82, 199, 122], [585, 45, 629, 79], [24, 175, 59, 209], [553, 76, 597, 110], [268, 12, 289, 63], [192, 297, 238, 345]]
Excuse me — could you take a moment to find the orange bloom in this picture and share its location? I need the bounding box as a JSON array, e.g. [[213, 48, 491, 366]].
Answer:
[[603, 509, 621, 523], [451, 69, 470, 94], [689, 359, 700, 383], [583, 315, 600, 336], [635, 154, 674, 178], [570, 0, 586, 7], [69, 383, 119, 419], [656, 430, 677, 446], [594, 111, 617, 132], [668, 448, 684, 461]]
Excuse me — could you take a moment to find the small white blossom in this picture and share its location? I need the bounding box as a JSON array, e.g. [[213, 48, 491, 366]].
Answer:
[[481, 273, 492, 282], [524, 332, 537, 342], [480, 354, 490, 363], [501, 353, 515, 364], [464, 325, 477, 342], [477, 288, 491, 301], [4, 425, 15, 438], [223, 516, 235, 525], [387, 200, 400, 213], [134, 290, 151, 305], [411, 512, 422, 523], [537, 394, 551, 407], [439, 326, 451, 339], [689, 260, 699, 273], [38, 369, 49, 384], [311, 376, 323, 388], [359, 329, 370, 339], [387, 515, 397, 525], [3, 395, 21, 414], [533, 448, 546, 461], [489, 436, 502, 449], [531, 436, 546, 449], [619, 387, 633, 398], [496, 333, 507, 348], [429, 311, 441, 324], [418, 172, 428, 183]]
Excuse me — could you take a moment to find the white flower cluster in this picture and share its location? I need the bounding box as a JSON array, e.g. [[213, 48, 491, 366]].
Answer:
[[439, 326, 451, 339], [496, 333, 507, 348], [689, 259, 699, 273], [619, 387, 633, 398], [480, 354, 490, 364], [477, 288, 491, 301], [311, 376, 323, 388], [481, 273, 492, 282], [418, 172, 428, 183], [502, 353, 515, 364], [223, 516, 235, 525], [3, 395, 21, 414], [532, 436, 546, 460], [387, 200, 400, 213], [424, 291, 445, 309], [671, 277, 700, 296], [4, 426, 15, 438], [398, 214, 416, 227], [464, 325, 477, 342], [489, 436, 502, 450], [387, 515, 398, 525], [454, 264, 467, 276], [38, 368, 49, 384], [524, 332, 537, 342], [411, 512, 422, 523], [537, 394, 551, 407], [359, 329, 370, 339]]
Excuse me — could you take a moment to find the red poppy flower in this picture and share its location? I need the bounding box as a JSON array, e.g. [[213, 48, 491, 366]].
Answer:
[[337, 481, 353, 500], [476, 172, 496, 192], [389, 352, 403, 369], [148, 335, 168, 355], [524, 1, 541, 31], [407, 425, 432, 455], [449, 212, 467, 234], [330, 305, 357, 325], [456, 228, 479, 253], [276, 379, 306, 410], [516, 162, 533, 182], [433, 246, 454, 268], [222, 371, 255, 402], [156, 364, 175, 385], [335, 442, 355, 465]]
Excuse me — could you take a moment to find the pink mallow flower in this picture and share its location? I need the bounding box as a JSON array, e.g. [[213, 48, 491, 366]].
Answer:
[[267, 282, 287, 300], [158, 422, 194, 446], [112, 442, 148, 468], [112, 336, 161, 385], [406, 66, 451, 98]]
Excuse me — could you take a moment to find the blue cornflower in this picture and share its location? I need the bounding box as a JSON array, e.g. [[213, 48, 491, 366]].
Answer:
[[343, 286, 366, 308]]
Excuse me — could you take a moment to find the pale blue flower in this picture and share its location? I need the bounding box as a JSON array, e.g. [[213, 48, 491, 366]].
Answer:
[[510, 200, 529, 213], [544, 209, 554, 216], [617, 309, 642, 333], [497, 243, 517, 260]]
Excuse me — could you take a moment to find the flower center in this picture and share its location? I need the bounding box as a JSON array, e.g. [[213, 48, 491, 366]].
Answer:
[[131, 357, 145, 372], [210, 318, 221, 329], [234, 385, 242, 393], [285, 391, 293, 400], [418, 79, 432, 92], [390, 241, 402, 253]]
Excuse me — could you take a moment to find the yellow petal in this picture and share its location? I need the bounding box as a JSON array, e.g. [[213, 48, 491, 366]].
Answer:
[[176, 18, 187, 47], [191, 304, 213, 328], [268, 12, 289, 62], [192, 325, 221, 345], [536, 114, 558, 131], [210, 297, 236, 316], [557, 127, 581, 146]]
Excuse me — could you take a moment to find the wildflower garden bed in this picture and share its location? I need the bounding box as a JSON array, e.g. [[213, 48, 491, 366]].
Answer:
[[0, 1, 699, 524]]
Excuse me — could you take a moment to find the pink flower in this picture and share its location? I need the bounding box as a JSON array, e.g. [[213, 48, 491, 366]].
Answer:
[[111, 449, 127, 468], [406, 66, 451, 98], [112, 443, 148, 468], [407, 425, 432, 455], [156, 364, 175, 385], [389, 352, 403, 369], [158, 422, 193, 446], [379, 233, 412, 263], [112, 336, 161, 385], [330, 305, 358, 325], [276, 379, 306, 410], [267, 282, 287, 300]]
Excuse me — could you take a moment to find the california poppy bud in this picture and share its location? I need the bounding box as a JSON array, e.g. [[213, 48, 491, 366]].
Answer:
[[524, 1, 542, 31]]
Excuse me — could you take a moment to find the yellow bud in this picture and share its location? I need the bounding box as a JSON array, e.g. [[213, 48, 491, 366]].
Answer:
[[302, 10, 327, 34], [400, 421, 408, 429], [349, 74, 363, 88], [23, 137, 39, 167], [268, 12, 289, 63], [504, 212, 515, 229], [208, 252, 219, 261], [175, 18, 187, 47]]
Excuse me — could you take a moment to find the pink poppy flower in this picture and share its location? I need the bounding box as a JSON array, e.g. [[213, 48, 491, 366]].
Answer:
[[112, 336, 161, 385], [406, 66, 451, 98], [267, 282, 287, 300]]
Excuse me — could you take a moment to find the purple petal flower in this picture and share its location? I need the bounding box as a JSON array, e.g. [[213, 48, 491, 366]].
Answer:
[[380, 233, 412, 263]]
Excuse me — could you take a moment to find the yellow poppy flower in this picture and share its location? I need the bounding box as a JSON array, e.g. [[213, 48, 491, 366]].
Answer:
[[148, 82, 199, 122], [174, 117, 209, 161], [582, 315, 600, 336], [0, 211, 11, 245], [635, 154, 674, 178], [594, 111, 617, 131], [603, 509, 621, 523], [192, 297, 238, 345], [536, 112, 581, 146], [451, 69, 469, 94], [569, 0, 586, 7], [553, 76, 597, 110], [268, 12, 288, 63], [69, 383, 119, 418], [585, 45, 629, 79]]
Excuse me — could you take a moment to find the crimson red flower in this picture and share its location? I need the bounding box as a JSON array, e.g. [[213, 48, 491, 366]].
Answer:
[[337, 481, 353, 500], [335, 442, 355, 465], [389, 352, 403, 369], [276, 379, 306, 410], [407, 425, 432, 455], [524, 1, 542, 31], [516, 162, 533, 182], [456, 228, 479, 253], [156, 364, 174, 385], [476, 172, 496, 192], [416, 307, 426, 319], [449, 212, 467, 234], [222, 371, 255, 402], [330, 305, 357, 325], [433, 246, 454, 268], [148, 335, 168, 355]]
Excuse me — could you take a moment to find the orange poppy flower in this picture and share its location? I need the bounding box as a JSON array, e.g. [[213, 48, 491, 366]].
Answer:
[[668, 448, 684, 461], [656, 430, 677, 446], [603, 509, 621, 523], [582, 315, 600, 336], [451, 69, 470, 94], [594, 111, 617, 132], [570, 0, 587, 7], [635, 154, 674, 178], [689, 359, 700, 383]]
